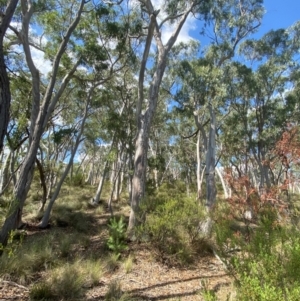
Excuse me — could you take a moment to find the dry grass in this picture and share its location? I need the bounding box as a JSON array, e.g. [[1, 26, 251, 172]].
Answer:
[[0, 182, 233, 301]]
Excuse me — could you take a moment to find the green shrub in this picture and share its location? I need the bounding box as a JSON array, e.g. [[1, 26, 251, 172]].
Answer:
[[215, 204, 300, 301], [139, 196, 206, 265], [107, 216, 128, 257], [202, 289, 218, 301], [66, 173, 84, 187]]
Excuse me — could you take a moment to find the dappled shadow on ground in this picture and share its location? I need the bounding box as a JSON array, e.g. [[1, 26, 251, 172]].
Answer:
[[1, 185, 233, 301], [128, 273, 229, 294], [126, 273, 230, 300], [86, 243, 232, 301]]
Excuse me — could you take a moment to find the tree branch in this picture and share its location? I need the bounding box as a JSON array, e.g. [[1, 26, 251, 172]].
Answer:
[[136, 11, 156, 125], [182, 129, 199, 139], [158, 13, 184, 29]]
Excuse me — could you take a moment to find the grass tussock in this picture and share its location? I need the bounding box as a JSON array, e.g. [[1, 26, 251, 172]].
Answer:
[[0, 234, 58, 284], [1, 180, 125, 300], [29, 259, 104, 300], [29, 281, 56, 300], [104, 253, 121, 273], [122, 255, 134, 274], [42, 263, 85, 300], [105, 280, 133, 301]]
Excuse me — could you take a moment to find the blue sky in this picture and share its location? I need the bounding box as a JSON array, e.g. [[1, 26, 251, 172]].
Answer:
[[156, 0, 300, 52], [261, 0, 300, 34]]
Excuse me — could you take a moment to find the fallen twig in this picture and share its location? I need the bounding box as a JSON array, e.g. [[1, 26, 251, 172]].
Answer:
[[0, 280, 29, 291]]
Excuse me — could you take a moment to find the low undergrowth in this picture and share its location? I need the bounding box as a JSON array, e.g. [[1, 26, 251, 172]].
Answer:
[[214, 202, 300, 301], [1, 179, 300, 301], [138, 182, 212, 266]]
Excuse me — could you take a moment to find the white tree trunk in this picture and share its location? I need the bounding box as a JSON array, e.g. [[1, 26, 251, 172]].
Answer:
[[92, 160, 109, 205], [200, 104, 217, 237], [128, 2, 192, 234], [0, 150, 12, 193], [216, 166, 229, 199], [205, 104, 217, 210]]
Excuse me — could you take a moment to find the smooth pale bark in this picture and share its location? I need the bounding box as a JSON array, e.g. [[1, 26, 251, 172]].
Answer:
[[205, 104, 217, 208], [117, 152, 126, 197], [92, 159, 109, 205], [113, 151, 126, 200], [93, 102, 126, 204], [108, 154, 123, 216], [159, 155, 173, 186], [93, 142, 118, 205], [0, 150, 11, 193], [0, 0, 19, 154], [85, 148, 97, 185], [93, 163, 102, 186], [196, 131, 202, 199], [85, 165, 94, 185], [149, 141, 158, 189], [35, 157, 47, 212], [216, 166, 229, 199], [0, 137, 28, 195], [200, 104, 217, 236], [128, 1, 193, 234], [0, 0, 85, 246], [196, 130, 207, 201], [44, 148, 60, 204], [149, 141, 159, 189], [127, 151, 134, 205], [193, 111, 208, 201], [110, 160, 116, 185]]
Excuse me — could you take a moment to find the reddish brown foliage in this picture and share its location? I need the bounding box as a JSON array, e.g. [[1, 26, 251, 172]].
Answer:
[[275, 126, 300, 169]]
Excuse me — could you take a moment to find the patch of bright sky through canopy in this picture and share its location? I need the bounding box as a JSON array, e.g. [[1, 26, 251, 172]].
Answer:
[[183, 0, 300, 47]]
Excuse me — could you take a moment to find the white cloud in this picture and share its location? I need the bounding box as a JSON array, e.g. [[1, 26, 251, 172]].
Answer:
[[150, 0, 197, 45], [160, 14, 197, 45], [30, 46, 52, 75], [7, 22, 52, 76], [129, 0, 197, 46]]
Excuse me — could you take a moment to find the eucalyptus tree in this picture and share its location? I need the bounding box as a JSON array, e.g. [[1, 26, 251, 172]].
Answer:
[[147, 85, 175, 189], [222, 24, 300, 194], [0, 0, 88, 246], [39, 82, 99, 228], [0, 0, 142, 244], [91, 71, 137, 205], [0, 71, 31, 195], [171, 0, 263, 227], [202, 0, 263, 214], [0, 0, 19, 154], [128, 0, 217, 234]]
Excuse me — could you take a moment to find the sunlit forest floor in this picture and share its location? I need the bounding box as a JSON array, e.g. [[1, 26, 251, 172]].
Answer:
[[0, 182, 234, 301]]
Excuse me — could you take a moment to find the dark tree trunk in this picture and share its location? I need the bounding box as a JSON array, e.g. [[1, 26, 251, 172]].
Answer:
[[0, 0, 20, 154]]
